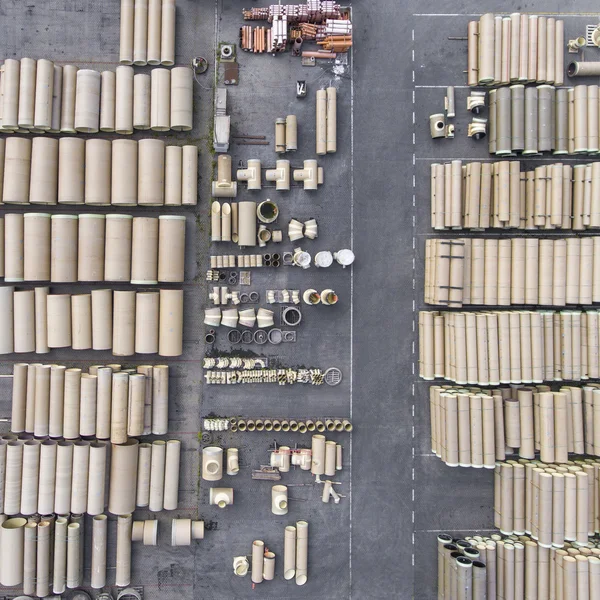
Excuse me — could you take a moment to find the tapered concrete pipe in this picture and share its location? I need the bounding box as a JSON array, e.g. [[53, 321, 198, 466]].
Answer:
[[53, 516, 68, 594], [284, 525, 296, 580], [2, 59, 22, 130], [18, 58, 36, 130], [133, 73, 151, 129], [51, 215, 78, 282], [164, 439, 181, 510], [92, 289, 113, 351], [170, 67, 193, 131], [0, 517, 26, 586], [120, 0, 135, 64], [159, 289, 183, 356], [116, 65, 134, 134], [158, 215, 185, 282], [33, 58, 54, 131], [131, 216, 158, 283], [133, 0, 149, 65], [66, 522, 81, 588], [296, 520, 309, 585], [60, 65, 78, 132], [23, 212, 50, 281], [182, 145, 198, 205], [151, 68, 171, 131], [152, 364, 169, 434], [100, 71, 116, 132], [109, 439, 139, 514], [104, 214, 132, 281], [111, 371, 129, 443], [113, 290, 136, 356], [165, 146, 182, 205], [138, 138, 165, 205], [78, 214, 105, 280], [149, 439, 166, 511], [72, 294, 92, 350], [30, 137, 58, 204], [91, 514, 107, 588], [14, 289, 35, 353], [74, 69, 101, 133], [3, 137, 32, 204], [47, 294, 72, 348], [58, 137, 85, 204], [161, 0, 176, 65], [85, 139, 112, 204], [112, 139, 138, 205]]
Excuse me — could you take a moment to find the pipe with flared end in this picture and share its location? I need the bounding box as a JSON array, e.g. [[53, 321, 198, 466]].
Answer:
[[256, 308, 275, 328], [272, 484, 288, 515], [304, 219, 318, 239], [321, 289, 339, 305], [226, 448, 239, 476], [252, 540, 265, 584], [284, 525, 296, 580], [289, 219, 304, 241], [233, 556, 249, 577], [202, 446, 223, 481], [171, 518, 205, 546], [210, 487, 234, 508], [237, 159, 262, 190], [296, 521, 309, 585], [115, 513, 132, 587], [293, 159, 321, 190], [91, 514, 107, 589], [212, 155, 238, 198], [265, 160, 291, 190]]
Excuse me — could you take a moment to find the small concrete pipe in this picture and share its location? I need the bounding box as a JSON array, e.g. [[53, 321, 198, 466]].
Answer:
[[53, 516, 68, 594], [226, 447, 239, 476], [158, 215, 186, 282], [74, 69, 101, 133], [66, 522, 81, 588], [58, 137, 85, 204], [202, 446, 223, 481], [311, 434, 326, 476], [170, 66, 193, 131], [159, 288, 183, 356], [112, 139, 138, 205], [100, 70, 116, 132], [221, 203, 232, 241], [326, 86, 337, 153], [108, 438, 139, 514], [0, 517, 27, 586], [252, 540, 265, 584], [34, 59, 54, 131], [116, 513, 133, 587], [60, 65, 78, 133], [91, 514, 107, 589], [272, 484, 288, 515], [87, 442, 107, 515], [276, 118, 286, 152], [149, 439, 166, 512], [286, 115, 297, 151], [133, 73, 151, 129], [316, 89, 327, 154], [164, 439, 181, 510], [263, 552, 276, 581], [568, 62, 600, 77], [133, 0, 149, 65], [296, 520, 309, 585], [115, 65, 134, 134]]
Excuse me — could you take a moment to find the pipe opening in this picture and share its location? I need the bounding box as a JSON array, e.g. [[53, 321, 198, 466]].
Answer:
[[218, 500, 227, 508], [567, 63, 578, 77], [206, 462, 220, 474], [257, 201, 279, 223]]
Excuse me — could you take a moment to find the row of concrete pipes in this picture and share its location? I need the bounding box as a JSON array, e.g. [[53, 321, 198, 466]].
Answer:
[[0, 59, 193, 133], [316, 87, 337, 154], [419, 310, 600, 384], [437, 532, 600, 600], [231, 417, 352, 433], [0, 137, 198, 206], [212, 154, 324, 197], [0, 286, 184, 356], [424, 236, 600, 308], [495, 459, 600, 550], [429, 385, 600, 469], [203, 367, 327, 385], [488, 84, 600, 155], [0, 436, 180, 520], [119, 0, 176, 66], [0, 213, 185, 284], [10, 363, 169, 441], [430, 160, 600, 231], [467, 13, 565, 87]]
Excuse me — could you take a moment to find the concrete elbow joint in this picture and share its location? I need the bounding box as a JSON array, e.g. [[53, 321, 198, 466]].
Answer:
[[265, 160, 291, 190], [236, 159, 262, 190], [289, 219, 304, 241], [303, 219, 318, 239], [272, 484, 288, 515], [293, 160, 321, 190], [210, 487, 234, 508]]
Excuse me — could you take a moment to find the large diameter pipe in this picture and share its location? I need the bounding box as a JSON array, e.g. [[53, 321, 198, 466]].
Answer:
[[51, 215, 78, 282], [296, 520, 309, 585], [92, 289, 113, 351], [30, 137, 58, 204], [34, 59, 54, 130], [74, 69, 101, 133], [105, 214, 133, 281], [3, 138, 32, 204], [4, 441, 24, 515], [58, 137, 85, 204], [2, 59, 21, 129], [151, 68, 171, 131], [131, 216, 159, 283], [159, 288, 183, 357], [170, 67, 193, 131], [85, 139, 112, 204], [108, 438, 139, 514], [116, 513, 133, 586], [158, 215, 186, 282], [91, 514, 107, 589], [133, 72, 151, 129], [113, 290, 136, 356], [112, 139, 138, 205], [138, 138, 164, 205], [0, 517, 27, 586], [47, 293, 72, 348]]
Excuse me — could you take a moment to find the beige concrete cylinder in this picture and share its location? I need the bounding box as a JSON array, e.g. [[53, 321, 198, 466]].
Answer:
[[111, 371, 129, 443], [238, 201, 257, 247], [0, 285, 15, 354], [108, 438, 139, 514], [133, 73, 151, 129], [11, 363, 28, 432], [164, 439, 181, 510], [296, 520, 309, 585], [182, 145, 198, 205], [0, 517, 26, 586], [87, 442, 107, 515], [3, 58, 24, 130], [52, 516, 68, 594], [159, 288, 183, 356], [138, 138, 164, 205], [51, 215, 78, 282], [91, 289, 113, 350], [136, 442, 152, 507], [316, 89, 327, 154], [58, 137, 85, 204], [78, 214, 105, 281], [47, 294, 71, 348], [120, 0, 135, 64], [74, 69, 101, 133], [85, 139, 112, 205], [161, 0, 176, 65], [95, 366, 112, 438], [90, 514, 107, 589], [104, 214, 132, 281], [29, 137, 58, 204], [34, 363, 51, 437], [23, 212, 51, 281], [202, 446, 223, 481], [3, 137, 32, 205], [100, 70, 116, 132], [4, 214, 24, 283], [149, 439, 166, 511], [18, 58, 36, 130], [263, 552, 275, 581], [158, 215, 185, 282], [252, 540, 264, 584], [54, 440, 73, 514], [112, 140, 138, 205], [20, 439, 40, 515], [152, 364, 169, 434], [170, 67, 193, 131], [150, 68, 171, 131], [71, 293, 92, 351], [115, 65, 134, 134], [131, 216, 158, 283], [133, 0, 149, 65], [63, 368, 81, 440], [60, 65, 78, 133], [127, 373, 145, 436], [135, 291, 159, 354], [4, 440, 23, 515], [79, 373, 97, 437], [115, 513, 132, 586], [113, 290, 135, 356], [574, 85, 588, 153], [13, 289, 35, 353], [70, 440, 90, 514], [326, 86, 337, 153], [147, 0, 162, 64], [284, 525, 296, 580], [66, 522, 81, 588], [165, 145, 182, 205], [33, 58, 54, 131]]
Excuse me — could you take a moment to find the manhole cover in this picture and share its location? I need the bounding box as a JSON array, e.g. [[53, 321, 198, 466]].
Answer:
[[324, 367, 343, 386]]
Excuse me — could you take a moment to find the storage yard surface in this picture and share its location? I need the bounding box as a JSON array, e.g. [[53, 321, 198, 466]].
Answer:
[[2, 1, 598, 599]]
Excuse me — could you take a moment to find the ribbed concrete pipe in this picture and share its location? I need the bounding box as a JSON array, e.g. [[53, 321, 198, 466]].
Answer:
[[111, 371, 129, 443], [58, 137, 85, 204], [72, 294, 92, 350], [2, 59, 21, 130], [74, 69, 101, 133], [113, 290, 135, 356], [23, 212, 50, 281], [60, 65, 78, 133], [66, 522, 81, 588], [165, 145, 182, 204], [104, 214, 132, 281], [161, 0, 176, 65], [47, 294, 71, 348], [296, 520, 309, 585], [170, 67, 193, 131], [133, 0, 149, 65], [52, 516, 68, 594], [147, 0, 162, 64], [90, 514, 107, 588], [138, 138, 165, 205], [133, 73, 151, 129], [30, 137, 58, 204], [152, 364, 169, 434], [131, 216, 158, 283], [182, 145, 198, 205], [251, 540, 264, 584], [1, 517, 26, 586], [135, 292, 159, 354], [3, 138, 31, 204], [150, 68, 171, 131], [109, 438, 139, 514], [115, 65, 134, 134], [159, 289, 183, 356], [18, 58, 36, 130], [158, 215, 186, 282], [100, 71, 116, 132], [14, 290, 35, 353], [91, 289, 113, 350], [149, 439, 166, 511], [85, 139, 112, 204], [4, 442, 23, 513], [120, 0, 135, 64], [164, 439, 181, 510]]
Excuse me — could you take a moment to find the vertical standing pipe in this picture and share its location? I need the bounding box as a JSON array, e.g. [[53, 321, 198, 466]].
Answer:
[[555, 20, 564, 86], [66, 522, 81, 588], [60, 65, 78, 133], [85, 139, 112, 205], [115, 513, 133, 586], [510, 13, 520, 82], [161, 0, 176, 65], [127, 372, 146, 434], [4, 440, 23, 515], [284, 525, 296, 580], [170, 67, 193, 131], [100, 70, 116, 132], [74, 69, 101, 133], [47, 294, 72, 348], [29, 137, 59, 204], [120, 0, 135, 64], [501, 17, 511, 85], [574, 85, 588, 153], [252, 540, 264, 584], [78, 214, 106, 281], [467, 21, 479, 86], [23, 521, 37, 595], [72, 294, 93, 350], [149, 439, 166, 511], [546, 18, 556, 84], [95, 366, 112, 439], [91, 514, 107, 588], [115, 65, 134, 134]]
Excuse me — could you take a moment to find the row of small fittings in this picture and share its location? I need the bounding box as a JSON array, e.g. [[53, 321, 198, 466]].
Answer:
[[204, 368, 325, 385], [209, 287, 260, 305], [288, 218, 318, 241], [204, 307, 278, 328], [266, 290, 300, 304], [210, 254, 280, 268], [227, 328, 296, 345], [291, 247, 355, 269], [234, 418, 352, 433], [203, 357, 268, 369], [203, 418, 230, 431], [206, 269, 239, 284]]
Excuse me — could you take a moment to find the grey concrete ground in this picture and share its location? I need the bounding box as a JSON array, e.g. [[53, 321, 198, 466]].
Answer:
[[2, 1, 599, 599]]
